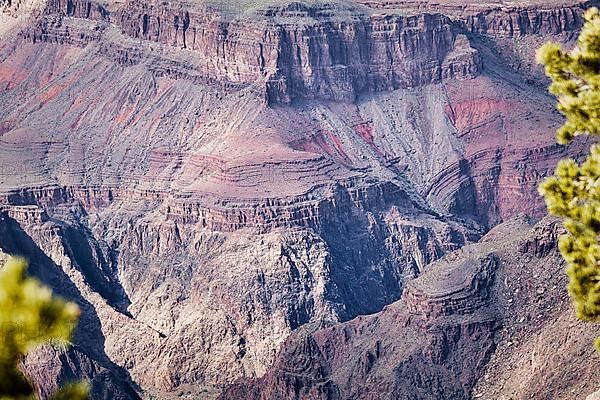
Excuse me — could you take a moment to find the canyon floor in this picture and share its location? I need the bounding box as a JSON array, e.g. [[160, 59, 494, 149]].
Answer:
[[0, 0, 599, 398]]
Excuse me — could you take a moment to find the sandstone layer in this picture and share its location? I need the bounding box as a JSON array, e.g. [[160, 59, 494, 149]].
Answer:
[[0, 0, 597, 398]]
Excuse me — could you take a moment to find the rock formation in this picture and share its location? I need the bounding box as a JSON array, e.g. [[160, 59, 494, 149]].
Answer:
[[0, 0, 598, 398], [221, 218, 600, 400]]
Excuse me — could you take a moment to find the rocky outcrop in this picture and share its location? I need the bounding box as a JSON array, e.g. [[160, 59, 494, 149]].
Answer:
[[221, 218, 600, 400], [459, 3, 588, 37], [0, 0, 597, 398], [0, 204, 48, 224], [0, 210, 142, 399], [220, 241, 503, 400], [0, 179, 437, 234], [263, 10, 480, 103], [404, 254, 498, 319], [0, 192, 476, 397], [19, 0, 597, 103], [23, 0, 484, 103]]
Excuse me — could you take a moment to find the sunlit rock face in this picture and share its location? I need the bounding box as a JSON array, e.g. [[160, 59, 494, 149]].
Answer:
[[0, 0, 596, 398], [222, 218, 600, 400]]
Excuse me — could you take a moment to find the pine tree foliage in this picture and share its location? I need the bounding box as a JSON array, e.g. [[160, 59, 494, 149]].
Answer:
[[537, 7, 600, 351], [0, 256, 89, 399]]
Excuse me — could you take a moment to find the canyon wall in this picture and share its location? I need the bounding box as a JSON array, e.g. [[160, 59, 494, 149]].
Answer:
[[221, 218, 600, 400], [0, 0, 597, 398], [22, 0, 594, 104]]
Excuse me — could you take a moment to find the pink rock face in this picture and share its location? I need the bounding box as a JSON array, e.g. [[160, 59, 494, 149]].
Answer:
[[0, 0, 596, 399], [26, 0, 484, 103]]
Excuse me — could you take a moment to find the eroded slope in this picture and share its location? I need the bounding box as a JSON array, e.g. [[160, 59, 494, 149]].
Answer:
[[222, 218, 600, 400], [0, 0, 596, 398]]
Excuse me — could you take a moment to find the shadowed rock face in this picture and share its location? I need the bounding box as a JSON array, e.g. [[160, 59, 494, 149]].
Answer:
[[0, 0, 598, 398], [221, 218, 600, 400], [12, 0, 596, 103], [23, 0, 481, 103]]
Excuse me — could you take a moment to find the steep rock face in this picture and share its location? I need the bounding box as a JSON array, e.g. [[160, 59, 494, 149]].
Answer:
[[0, 198, 474, 398], [23, 0, 597, 103], [404, 254, 498, 318], [459, 3, 586, 36], [222, 218, 600, 400], [0, 206, 143, 399], [0, 0, 597, 398], [23, 0, 483, 103], [263, 10, 479, 103]]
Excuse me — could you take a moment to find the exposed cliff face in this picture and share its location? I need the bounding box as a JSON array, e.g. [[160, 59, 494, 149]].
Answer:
[[222, 218, 600, 400], [0, 0, 597, 398], [0, 197, 475, 397], [21, 0, 483, 103], [264, 11, 480, 103], [0, 33, 574, 228], [0, 207, 142, 399], [18, 0, 596, 103], [459, 3, 586, 36]]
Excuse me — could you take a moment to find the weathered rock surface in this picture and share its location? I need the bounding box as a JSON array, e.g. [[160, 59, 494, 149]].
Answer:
[[13, 0, 597, 103], [0, 0, 598, 398], [222, 218, 600, 400], [22, 0, 481, 103]]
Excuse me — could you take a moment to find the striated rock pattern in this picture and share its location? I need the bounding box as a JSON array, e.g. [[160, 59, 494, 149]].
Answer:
[[404, 254, 499, 319], [222, 218, 600, 400], [0, 0, 598, 398], [0, 208, 143, 399], [17, 0, 597, 103], [0, 197, 476, 397], [18, 0, 484, 103]]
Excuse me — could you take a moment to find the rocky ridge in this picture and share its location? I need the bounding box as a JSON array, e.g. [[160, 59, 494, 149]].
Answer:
[[13, 0, 596, 103], [0, 0, 598, 398], [222, 218, 600, 400]]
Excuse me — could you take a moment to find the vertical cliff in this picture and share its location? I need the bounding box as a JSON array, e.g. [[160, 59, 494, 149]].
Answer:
[[221, 218, 600, 400], [0, 0, 597, 398], [27, 0, 483, 102]]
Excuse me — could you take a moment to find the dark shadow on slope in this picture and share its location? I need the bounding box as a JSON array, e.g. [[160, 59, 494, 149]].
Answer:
[[316, 183, 458, 322], [62, 222, 133, 316], [0, 214, 141, 400]]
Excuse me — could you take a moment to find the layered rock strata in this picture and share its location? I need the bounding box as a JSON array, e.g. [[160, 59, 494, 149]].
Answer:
[[0, 0, 597, 398], [19, 0, 482, 103], [15, 0, 596, 103], [222, 218, 600, 400]]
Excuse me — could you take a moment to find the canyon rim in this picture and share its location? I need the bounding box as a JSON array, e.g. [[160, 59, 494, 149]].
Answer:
[[0, 0, 599, 398]]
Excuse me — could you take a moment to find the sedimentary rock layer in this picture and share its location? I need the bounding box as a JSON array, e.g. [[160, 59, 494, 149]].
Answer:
[[0, 0, 597, 398], [15, 0, 595, 104], [221, 218, 600, 400]]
